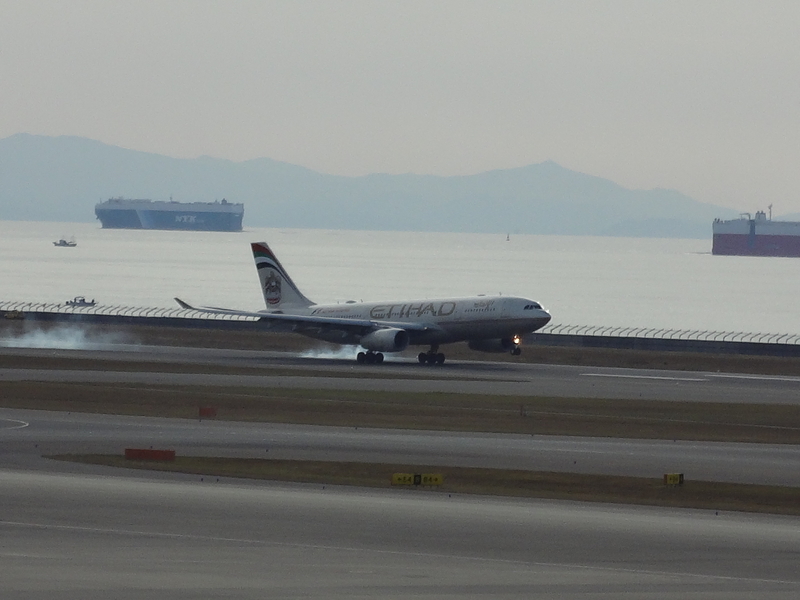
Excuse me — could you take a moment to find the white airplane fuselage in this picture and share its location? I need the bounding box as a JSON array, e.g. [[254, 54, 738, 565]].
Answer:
[[270, 295, 550, 347]]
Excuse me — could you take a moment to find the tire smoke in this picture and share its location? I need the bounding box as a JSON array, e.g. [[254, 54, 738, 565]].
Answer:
[[299, 346, 360, 360], [0, 324, 132, 349]]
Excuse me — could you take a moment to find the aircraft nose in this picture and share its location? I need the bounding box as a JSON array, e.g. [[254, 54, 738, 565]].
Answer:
[[538, 309, 551, 327]]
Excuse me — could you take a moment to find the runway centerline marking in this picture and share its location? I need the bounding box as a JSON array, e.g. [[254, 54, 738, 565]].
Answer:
[[0, 519, 797, 587], [0, 419, 30, 430], [581, 373, 707, 382]]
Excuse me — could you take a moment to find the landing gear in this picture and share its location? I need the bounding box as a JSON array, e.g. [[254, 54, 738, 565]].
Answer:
[[417, 346, 445, 366], [510, 334, 522, 356], [357, 351, 384, 364]]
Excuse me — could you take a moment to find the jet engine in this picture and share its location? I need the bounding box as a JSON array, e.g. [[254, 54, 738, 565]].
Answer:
[[468, 336, 522, 355], [359, 328, 410, 353]]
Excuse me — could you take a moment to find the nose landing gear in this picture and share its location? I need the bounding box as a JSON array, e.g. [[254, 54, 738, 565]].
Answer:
[[418, 346, 445, 365]]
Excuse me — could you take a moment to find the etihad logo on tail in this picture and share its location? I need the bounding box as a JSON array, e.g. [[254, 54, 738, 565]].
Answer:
[[264, 271, 282, 305]]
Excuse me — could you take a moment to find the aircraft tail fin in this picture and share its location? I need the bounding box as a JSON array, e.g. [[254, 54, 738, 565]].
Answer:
[[251, 242, 315, 310]]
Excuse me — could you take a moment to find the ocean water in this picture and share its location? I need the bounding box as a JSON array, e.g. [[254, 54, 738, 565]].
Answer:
[[2, 220, 800, 336]]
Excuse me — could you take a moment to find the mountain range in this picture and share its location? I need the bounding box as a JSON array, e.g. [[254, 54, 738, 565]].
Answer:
[[0, 133, 738, 237]]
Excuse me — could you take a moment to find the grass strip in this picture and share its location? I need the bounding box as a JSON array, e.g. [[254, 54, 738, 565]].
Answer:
[[4, 380, 800, 443], [48, 454, 800, 516]]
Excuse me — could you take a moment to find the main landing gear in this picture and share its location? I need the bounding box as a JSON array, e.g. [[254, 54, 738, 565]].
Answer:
[[357, 351, 384, 364], [418, 346, 445, 366]]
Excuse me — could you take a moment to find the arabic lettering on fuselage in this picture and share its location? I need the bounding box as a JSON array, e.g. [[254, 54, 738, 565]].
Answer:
[[311, 306, 352, 315]]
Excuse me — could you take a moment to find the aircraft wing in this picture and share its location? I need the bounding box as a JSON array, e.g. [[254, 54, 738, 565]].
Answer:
[[174, 298, 435, 335]]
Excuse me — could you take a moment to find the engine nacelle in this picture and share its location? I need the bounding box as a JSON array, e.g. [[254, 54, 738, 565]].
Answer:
[[359, 328, 410, 353], [468, 337, 519, 354]]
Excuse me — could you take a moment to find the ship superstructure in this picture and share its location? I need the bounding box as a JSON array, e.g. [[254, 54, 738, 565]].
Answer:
[[95, 198, 244, 231], [713, 209, 800, 257]]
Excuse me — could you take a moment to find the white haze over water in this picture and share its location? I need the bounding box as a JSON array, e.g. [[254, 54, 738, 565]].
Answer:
[[2, 220, 800, 336]]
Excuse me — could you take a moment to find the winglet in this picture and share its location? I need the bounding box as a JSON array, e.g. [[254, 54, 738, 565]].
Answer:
[[174, 297, 194, 310]]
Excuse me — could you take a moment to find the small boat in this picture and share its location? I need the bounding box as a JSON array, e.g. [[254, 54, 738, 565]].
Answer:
[[53, 237, 77, 247], [65, 296, 96, 307]]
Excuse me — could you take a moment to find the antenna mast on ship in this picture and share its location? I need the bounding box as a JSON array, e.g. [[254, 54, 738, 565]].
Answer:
[[768, 204, 772, 220]]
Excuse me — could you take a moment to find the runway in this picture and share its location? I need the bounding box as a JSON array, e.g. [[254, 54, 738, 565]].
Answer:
[[1, 344, 799, 597], [3, 344, 800, 404]]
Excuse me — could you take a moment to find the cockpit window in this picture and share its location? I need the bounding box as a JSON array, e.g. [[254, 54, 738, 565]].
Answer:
[[523, 303, 542, 310]]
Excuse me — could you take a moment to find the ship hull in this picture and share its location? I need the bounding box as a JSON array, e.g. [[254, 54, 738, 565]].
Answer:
[[712, 233, 800, 257], [95, 199, 244, 232], [713, 215, 800, 257]]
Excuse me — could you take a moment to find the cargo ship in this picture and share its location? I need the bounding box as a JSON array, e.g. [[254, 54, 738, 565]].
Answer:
[[713, 208, 800, 257], [95, 198, 244, 231]]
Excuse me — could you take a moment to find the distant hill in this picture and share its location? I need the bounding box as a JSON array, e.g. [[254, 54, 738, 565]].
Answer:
[[0, 133, 737, 238]]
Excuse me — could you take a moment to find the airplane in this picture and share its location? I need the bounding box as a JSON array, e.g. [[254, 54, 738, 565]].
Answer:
[[175, 241, 551, 365]]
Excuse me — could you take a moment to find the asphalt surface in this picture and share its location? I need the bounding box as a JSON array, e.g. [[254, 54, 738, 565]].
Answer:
[[3, 467, 800, 598], [3, 344, 800, 404], [1, 344, 799, 598], [2, 409, 800, 486]]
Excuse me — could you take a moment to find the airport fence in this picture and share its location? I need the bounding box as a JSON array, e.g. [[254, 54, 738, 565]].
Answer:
[[538, 323, 800, 345]]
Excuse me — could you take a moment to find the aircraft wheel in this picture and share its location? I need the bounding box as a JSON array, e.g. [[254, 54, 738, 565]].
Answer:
[[435, 353, 445, 365], [376, 353, 384, 364], [357, 352, 366, 364], [418, 352, 427, 365], [425, 354, 437, 365]]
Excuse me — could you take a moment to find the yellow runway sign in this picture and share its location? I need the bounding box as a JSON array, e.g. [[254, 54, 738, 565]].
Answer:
[[392, 473, 443, 486]]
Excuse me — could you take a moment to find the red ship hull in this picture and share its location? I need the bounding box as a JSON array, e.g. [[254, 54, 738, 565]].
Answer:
[[712, 234, 800, 257], [713, 211, 800, 257]]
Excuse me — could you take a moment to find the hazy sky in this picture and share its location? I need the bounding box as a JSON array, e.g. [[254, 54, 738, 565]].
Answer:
[[2, 1, 800, 212]]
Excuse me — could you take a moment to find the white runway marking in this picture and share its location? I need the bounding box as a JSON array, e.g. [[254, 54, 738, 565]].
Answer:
[[709, 374, 800, 383], [581, 373, 707, 382], [0, 419, 29, 430]]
